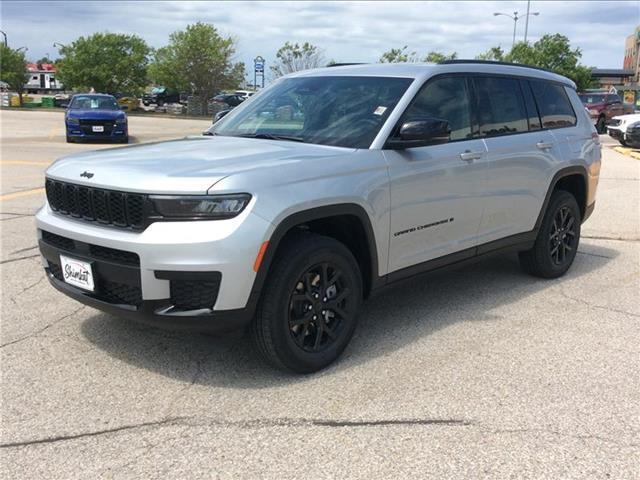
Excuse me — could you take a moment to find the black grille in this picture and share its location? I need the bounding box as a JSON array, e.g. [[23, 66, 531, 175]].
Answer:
[[79, 119, 114, 135], [42, 230, 75, 250], [170, 278, 221, 311], [41, 230, 140, 267], [99, 280, 142, 306], [89, 244, 140, 266], [46, 179, 147, 230]]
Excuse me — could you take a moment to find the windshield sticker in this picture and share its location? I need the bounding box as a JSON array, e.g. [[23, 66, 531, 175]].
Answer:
[[373, 106, 387, 116]]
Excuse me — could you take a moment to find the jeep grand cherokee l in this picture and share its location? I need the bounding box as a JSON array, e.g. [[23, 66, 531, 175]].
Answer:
[[37, 61, 601, 373]]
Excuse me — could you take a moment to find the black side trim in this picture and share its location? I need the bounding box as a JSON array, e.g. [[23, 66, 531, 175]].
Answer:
[[583, 201, 595, 223], [249, 204, 380, 308], [382, 230, 537, 286], [534, 166, 588, 229]]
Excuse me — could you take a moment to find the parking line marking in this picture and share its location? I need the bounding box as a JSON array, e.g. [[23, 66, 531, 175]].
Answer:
[[0, 188, 45, 201], [0, 161, 51, 166]]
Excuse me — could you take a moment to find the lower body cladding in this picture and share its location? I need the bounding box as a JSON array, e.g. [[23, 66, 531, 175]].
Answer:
[[35, 205, 272, 333]]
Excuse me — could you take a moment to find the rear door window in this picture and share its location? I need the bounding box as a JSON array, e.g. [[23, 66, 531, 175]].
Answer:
[[473, 76, 529, 137], [403, 76, 472, 141], [530, 80, 577, 129]]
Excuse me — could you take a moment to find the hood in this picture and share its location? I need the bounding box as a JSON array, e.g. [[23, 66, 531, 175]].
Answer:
[[45, 135, 354, 194], [583, 102, 605, 110], [67, 109, 125, 120], [612, 113, 640, 123]]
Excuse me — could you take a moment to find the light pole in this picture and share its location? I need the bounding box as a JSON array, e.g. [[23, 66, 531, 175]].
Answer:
[[523, 1, 540, 44], [16, 46, 28, 53], [493, 10, 539, 49], [0, 30, 7, 47], [53, 42, 66, 50]]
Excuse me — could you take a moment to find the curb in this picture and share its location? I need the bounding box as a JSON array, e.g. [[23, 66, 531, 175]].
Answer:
[[613, 146, 640, 160]]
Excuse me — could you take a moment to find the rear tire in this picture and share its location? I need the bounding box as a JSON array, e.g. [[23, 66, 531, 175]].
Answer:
[[519, 190, 581, 279], [251, 233, 362, 374], [596, 116, 606, 134]]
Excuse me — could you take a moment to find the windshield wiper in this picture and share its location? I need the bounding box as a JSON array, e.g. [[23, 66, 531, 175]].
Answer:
[[234, 133, 306, 143]]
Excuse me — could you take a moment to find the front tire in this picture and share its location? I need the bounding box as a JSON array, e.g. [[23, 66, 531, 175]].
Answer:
[[596, 116, 606, 134], [251, 233, 362, 373], [519, 190, 581, 278]]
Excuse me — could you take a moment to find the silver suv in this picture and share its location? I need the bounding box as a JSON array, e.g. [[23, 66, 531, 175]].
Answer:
[[37, 61, 601, 373]]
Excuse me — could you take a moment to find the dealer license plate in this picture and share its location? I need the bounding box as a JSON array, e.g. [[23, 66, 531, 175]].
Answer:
[[59, 255, 95, 291]]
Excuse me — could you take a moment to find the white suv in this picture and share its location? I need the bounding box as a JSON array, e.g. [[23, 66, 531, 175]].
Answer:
[[37, 61, 601, 373]]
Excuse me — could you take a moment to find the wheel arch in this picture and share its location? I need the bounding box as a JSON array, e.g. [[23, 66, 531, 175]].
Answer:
[[250, 203, 380, 304], [535, 166, 589, 229]]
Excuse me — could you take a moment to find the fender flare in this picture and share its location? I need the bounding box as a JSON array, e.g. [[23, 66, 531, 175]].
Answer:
[[246, 203, 380, 313], [534, 165, 588, 229]]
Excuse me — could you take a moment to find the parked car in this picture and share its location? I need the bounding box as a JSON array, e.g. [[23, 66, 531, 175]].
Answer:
[[607, 113, 640, 147], [113, 93, 139, 111], [37, 61, 600, 373], [578, 91, 633, 133], [64, 93, 128, 143], [142, 87, 181, 106], [211, 93, 245, 108]]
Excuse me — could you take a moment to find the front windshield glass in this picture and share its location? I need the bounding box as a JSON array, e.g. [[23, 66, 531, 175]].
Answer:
[[213, 76, 413, 148], [151, 87, 166, 94], [578, 94, 606, 104], [70, 95, 118, 110]]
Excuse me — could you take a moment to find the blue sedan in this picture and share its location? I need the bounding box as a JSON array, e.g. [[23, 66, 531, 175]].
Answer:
[[65, 94, 128, 143]]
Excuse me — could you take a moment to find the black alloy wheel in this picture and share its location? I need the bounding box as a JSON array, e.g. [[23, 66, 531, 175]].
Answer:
[[548, 206, 576, 266], [288, 262, 353, 353]]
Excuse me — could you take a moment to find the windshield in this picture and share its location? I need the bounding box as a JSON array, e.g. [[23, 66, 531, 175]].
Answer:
[[70, 95, 119, 110], [151, 87, 166, 94], [213, 76, 413, 148], [578, 94, 606, 104]]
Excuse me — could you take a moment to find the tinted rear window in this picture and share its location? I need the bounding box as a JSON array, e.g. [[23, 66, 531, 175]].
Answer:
[[474, 76, 528, 137], [530, 80, 576, 129]]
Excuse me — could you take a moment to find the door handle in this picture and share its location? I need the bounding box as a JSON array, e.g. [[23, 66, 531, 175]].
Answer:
[[459, 150, 482, 162], [536, 141, 554, 150]]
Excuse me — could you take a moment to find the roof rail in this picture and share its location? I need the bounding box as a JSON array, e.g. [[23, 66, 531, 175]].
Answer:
[[438, 59, 556, 75], [326, 63, 367, 68]]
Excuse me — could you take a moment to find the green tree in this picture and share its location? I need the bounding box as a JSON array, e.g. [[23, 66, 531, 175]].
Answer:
[[475, 46, 505, 61], [270, 42, 325, 77], [0, 45, 28, 105], [477, 34, 596, 91], [56, 32, 150, 95], [149, 22, 245, 104], [379, 46, 417, 63], [423, 51, 458, 63]]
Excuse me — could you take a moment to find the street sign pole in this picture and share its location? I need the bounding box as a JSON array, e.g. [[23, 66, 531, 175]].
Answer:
[[253, 56, 265, 91]]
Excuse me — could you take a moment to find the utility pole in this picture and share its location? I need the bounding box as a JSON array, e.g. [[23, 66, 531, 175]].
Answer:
[[0, 30, 7, 47], [523, 1, 540, 44]]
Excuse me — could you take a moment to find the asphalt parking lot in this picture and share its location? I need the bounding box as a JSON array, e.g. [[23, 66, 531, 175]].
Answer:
[[1, 109, 638, 479]]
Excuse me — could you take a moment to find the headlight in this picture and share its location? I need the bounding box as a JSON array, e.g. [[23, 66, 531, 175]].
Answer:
[[588, 109, 599, 116], [149, 194, 251, 220], [628, 121, 640, 131], [66, 117, 80, 125], [116, 117, 127, 125]]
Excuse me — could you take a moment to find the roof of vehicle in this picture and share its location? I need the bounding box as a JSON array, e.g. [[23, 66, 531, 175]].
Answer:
[[288, 61, 576, 88], [71, 93, 116, 98]]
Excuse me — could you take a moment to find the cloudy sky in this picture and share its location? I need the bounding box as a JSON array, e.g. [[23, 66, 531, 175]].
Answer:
[[2, 0, 638, 77]]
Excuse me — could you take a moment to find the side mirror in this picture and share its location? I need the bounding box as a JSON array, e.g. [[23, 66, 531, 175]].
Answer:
[[213, 109, 231, 123], [386, 118, 451, 149]]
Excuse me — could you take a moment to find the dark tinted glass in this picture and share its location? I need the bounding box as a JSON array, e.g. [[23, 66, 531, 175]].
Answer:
[[609, 94, 622, 104], [530, 80, 577, 129], [473, 76, 528, 137], [520, 80, 541, 131], [404, 76, 471, 141]]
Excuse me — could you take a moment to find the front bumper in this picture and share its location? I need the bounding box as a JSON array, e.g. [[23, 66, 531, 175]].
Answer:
[[36, 203, 272, 332], [66, 122, 127, 141], [607, 127, 624, 141]]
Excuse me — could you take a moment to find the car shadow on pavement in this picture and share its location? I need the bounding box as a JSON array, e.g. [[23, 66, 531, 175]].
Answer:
[[80, 241, 618, 388]]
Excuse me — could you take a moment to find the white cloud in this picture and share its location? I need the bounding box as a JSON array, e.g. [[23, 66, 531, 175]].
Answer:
[[1, 0, 637, 75]]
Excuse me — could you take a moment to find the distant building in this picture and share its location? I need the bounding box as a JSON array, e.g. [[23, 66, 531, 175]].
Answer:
[[24, 63, 63, 93], [624, 25, 640, 83], [590, 68, 635, 91]]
